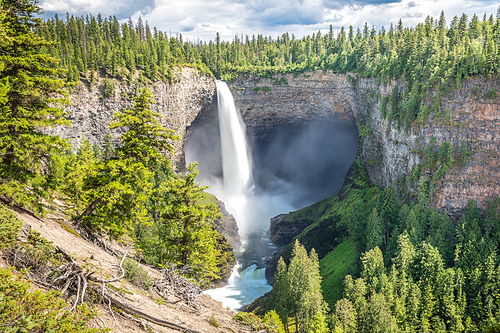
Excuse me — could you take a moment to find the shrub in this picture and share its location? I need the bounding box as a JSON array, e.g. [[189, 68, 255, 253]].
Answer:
[[123, 257, 153, 290], [485, 89, 497, 99], [103, 78, 115, 98], [209, 313, 219, 327], [262, 310, 285, 333], [233, 312, 266, 331], [0, 267, 108, 332], [4, 229, 63, 280], [0, 205, 22, 250]]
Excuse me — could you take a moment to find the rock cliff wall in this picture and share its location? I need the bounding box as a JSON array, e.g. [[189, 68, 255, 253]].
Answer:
[[57, 68, 499, 220], [356, 77, 500, 214], [49, 67, 217, 170], [228, 72, 499, 215]]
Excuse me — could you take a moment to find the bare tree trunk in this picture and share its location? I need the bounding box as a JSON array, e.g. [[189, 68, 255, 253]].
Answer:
[[75, 197, 101, 225]]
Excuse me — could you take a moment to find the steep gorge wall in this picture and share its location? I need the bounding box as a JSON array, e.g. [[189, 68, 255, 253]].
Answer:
[[229, 72, 500, 215], [49, 67, 217, 170], [58, 68, 499, 216]]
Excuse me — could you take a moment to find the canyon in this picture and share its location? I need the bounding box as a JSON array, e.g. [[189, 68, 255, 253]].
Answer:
[[55, 68, 500, 251]]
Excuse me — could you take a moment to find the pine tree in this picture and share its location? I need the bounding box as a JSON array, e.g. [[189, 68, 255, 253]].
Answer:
[[379, 185, 399, 245], [156, 163, 220, 283], [366, 208, 383, 250], [0, 0, 70, 213], [272, 257, 291, 332], [272, 240, 327, 332], [109, 87, 178, 166], [75, 87, 175, 237]]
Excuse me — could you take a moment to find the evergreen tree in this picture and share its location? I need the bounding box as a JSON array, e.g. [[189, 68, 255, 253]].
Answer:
[[366, 208, 383, 250], [109, 87, 178, 166], [272, 257, 291, 332], [155, 163, 220, 282], [75, 88, 174, 237], [379, 185, 399, 245], [0, 0, 70, 213], [272, 240, 327, 332]]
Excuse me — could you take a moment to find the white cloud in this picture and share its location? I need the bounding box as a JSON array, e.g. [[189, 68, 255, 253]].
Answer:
[[41, 0, 155, 19], [40, 0, 499, 42]]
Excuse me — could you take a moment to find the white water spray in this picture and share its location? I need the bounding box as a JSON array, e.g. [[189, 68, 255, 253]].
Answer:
[[217, 82, 253, 196], [204, 81, 295, 309]]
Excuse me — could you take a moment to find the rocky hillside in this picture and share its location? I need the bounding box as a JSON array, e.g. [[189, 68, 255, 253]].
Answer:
[[2, 205, 248, 333]]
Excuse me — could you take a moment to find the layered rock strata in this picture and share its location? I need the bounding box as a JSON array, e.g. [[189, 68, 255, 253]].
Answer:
[[229, 72, 499, 216]]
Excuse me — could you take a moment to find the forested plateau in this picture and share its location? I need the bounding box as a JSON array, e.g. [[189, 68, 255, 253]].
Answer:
[[1, 0, 500, 332]]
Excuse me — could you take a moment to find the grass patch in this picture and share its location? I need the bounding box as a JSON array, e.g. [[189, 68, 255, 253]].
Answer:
[[56, 220, 82, 238], [200, 192, 219, 206], [319, 239, 358, 306]]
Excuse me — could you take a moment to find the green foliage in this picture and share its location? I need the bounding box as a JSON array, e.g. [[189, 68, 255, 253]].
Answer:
[[151, 163, 220, 282], [77, 157, 152, 237], [0, 267, 108, 332], [485, 89, 497, 99], [460, 140, 470, 166], [272, 240, 328, 332], [102, 78, 115, 98], [110, 87, 178, 165], [262, 310, 286, 333], [209, 313, 219, 327], [366, 208, 383, 250], [319, 240, 358, 306], [0, 205, 22, 250], [0, 0, 71, 213], [5, 228, 63, 277], [233, 312, 267, 331], [37, 14, 212, 82], [75, 87, 179, 238], [123, 257, 153, 290]]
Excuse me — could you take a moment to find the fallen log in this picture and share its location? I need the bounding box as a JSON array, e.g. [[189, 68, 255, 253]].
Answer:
[[105, 294, 202, 333]]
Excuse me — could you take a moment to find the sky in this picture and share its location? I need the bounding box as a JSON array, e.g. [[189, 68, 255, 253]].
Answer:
[[40, 0, 500, 42]]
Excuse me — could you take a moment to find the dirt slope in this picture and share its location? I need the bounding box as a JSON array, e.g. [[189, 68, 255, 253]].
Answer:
[[4, 206, 250, 333]]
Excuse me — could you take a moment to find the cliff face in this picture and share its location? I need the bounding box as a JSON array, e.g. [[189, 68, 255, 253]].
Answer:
[[49, 67, 217, 170], [356, 77, 500, 214], [57, 69, 499, 241], [230, 72, 357, 132], [228, 73, 500, 216]]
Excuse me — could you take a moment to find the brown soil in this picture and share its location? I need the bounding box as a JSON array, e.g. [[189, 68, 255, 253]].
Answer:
[[4, 205, 252, 333]]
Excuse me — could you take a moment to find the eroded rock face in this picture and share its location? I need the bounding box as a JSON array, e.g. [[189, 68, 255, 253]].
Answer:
[[48, 68, 216, 171], [267, 214, 297, 245], [229, 72, 357, 133], [356, 77, 500, 214], [214, 199, 241, 250], [229, 73, 500, 217]]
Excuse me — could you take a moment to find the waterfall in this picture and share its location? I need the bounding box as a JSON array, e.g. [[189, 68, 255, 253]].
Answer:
[[203, 82, 271, 309], [204, 81, 294, 310], [189, 80, 358, 310], [217, 81, 253, 196]]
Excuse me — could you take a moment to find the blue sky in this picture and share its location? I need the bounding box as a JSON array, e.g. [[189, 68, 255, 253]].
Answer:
[[40, 0, 499, 42]]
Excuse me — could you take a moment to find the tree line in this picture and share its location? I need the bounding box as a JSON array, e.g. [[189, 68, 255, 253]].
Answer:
[[38, 8, 500, 129], [270, 174, 500, 332]]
